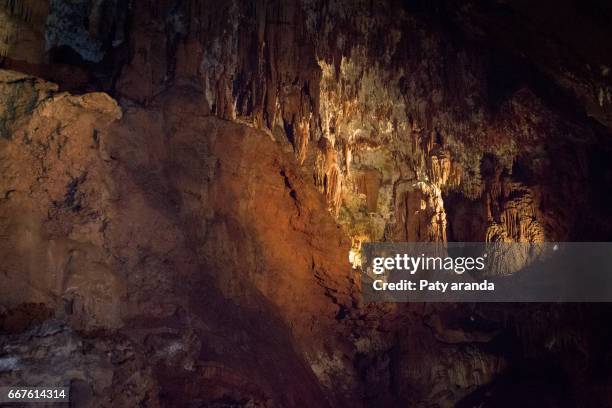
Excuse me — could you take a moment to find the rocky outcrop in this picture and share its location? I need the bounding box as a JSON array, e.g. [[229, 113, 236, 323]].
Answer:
[[0, 73, 363, 406]]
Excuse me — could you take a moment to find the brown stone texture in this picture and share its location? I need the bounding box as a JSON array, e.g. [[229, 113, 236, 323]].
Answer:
[[1, 0, 612, 407]]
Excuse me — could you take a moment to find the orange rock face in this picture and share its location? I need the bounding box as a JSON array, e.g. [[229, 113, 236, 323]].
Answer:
[[0, 75, 365, 406], [1, 0, 612, 406]]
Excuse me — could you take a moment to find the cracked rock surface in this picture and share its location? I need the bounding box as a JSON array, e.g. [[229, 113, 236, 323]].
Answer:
[[1, 1, 612, 407]]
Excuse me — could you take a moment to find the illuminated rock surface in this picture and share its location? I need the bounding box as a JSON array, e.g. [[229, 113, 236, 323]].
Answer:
[[1, 1, 612, 406]]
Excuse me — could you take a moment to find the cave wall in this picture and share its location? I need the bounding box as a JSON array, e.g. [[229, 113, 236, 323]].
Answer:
[[110, 0, 612, 248], [1, 0, 612, 407]]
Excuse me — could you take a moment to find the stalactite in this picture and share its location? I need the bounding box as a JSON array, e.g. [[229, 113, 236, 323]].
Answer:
[[314, 137, 343, 213], [486, 180, 544, 243], [0, 14, 15, 57], [0, 0, 48, 26], [294, 117, 310, 165], [0, 0, 48, 61], [428, 151, 459, 187], [0, 28, 15, 57]]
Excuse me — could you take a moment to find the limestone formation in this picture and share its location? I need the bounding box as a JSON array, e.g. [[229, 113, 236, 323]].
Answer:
[[1, 1, 612, 407]]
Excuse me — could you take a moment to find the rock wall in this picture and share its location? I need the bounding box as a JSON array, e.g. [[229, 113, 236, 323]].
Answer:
[[1, 0, 612, 407], [110, 0, 612, 249]]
